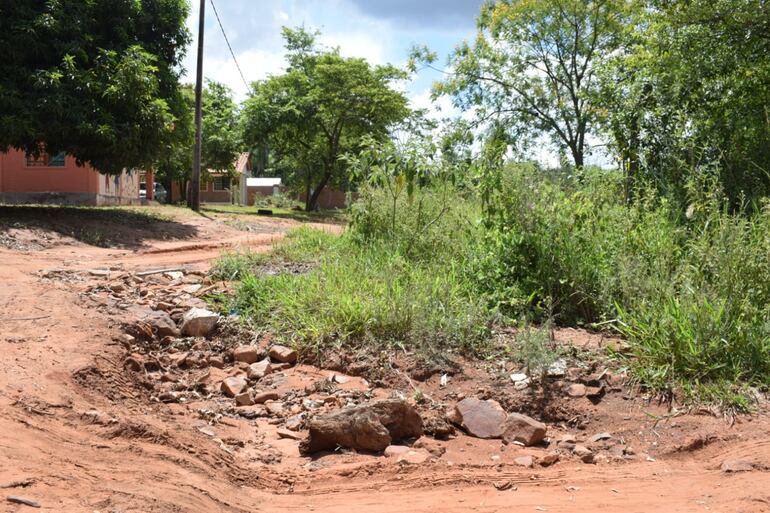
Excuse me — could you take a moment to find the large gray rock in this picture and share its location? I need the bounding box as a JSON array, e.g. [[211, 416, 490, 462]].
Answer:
[[180, 308, 219, 337], [502, 413, 547, 446], [300, 399, 423, 454], [448, 398, 506, 439]]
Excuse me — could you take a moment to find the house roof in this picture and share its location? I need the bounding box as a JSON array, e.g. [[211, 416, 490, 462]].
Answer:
[[206, 152, 252, 175], [246, 177, 282, 187]]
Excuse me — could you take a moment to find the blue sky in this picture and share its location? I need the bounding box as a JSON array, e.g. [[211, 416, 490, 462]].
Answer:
[[181, 0, 484, 108], [180, 0, 608, 166]]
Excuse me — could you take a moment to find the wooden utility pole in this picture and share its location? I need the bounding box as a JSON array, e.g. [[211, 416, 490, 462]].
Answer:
[[190, 0, 205, 211]]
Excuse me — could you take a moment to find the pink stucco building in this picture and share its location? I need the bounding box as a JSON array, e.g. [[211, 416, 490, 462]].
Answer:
[[0, 148, 141, 205]]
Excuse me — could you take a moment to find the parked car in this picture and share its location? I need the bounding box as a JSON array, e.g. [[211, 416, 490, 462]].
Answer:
[[139, 182, 168, 203]]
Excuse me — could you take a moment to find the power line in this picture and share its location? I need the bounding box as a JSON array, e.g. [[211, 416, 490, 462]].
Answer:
[[209, 0, 250, 93]]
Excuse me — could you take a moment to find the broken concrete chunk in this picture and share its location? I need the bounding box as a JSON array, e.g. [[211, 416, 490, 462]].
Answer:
[[449, 398, 506, 439], [233, 345, 260, 364], [247, 358, 272, 380], [502, 413, 547, 447], [180, 308, 219, 337], [221, 376, 247, 397], [253, 391, 281, 404], [573, 444, 594, 463], [269, 344, 297, 364], [566, 383, 587, 397], [123, 306, 180, 339], [300, 399, 423, 454], [235, 391, 254, 406]]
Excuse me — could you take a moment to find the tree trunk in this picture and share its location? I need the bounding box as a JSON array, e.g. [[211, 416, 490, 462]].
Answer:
[[307, 172, 333, 211]]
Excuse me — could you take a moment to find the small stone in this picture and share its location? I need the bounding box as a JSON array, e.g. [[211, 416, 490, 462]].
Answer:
[[233, 345, 260, 364], [397, 449, 430, 464], [449, 398, 507, 439], [221, 377, 247, 397], [514, 455, 534, 468], [269, 344, 297, 364], [165, 271, 184, 281], [253, 391, 281, 404], [247, 358, 272, 380], [183, 284, 202, 294], [208, 356, 224, 369], [510, 373, 528, 383], [277, 428, 303, 440], [721, 459, 754, 473], [502, 413, 547, 447], [265, 402, 284, 415], [585, 385, 605, 398], [589, 432, 612, 443], [413, 437, 446, 457], [547, 358, 567, 377], [123, 354, 144, 372], [384, 445, 410, 457], [89, 269, 110, 277], [285, 414, 304, 431], [566, 383, 586, 397], [540, 452, 560, 467], [180, 307, 219, 337], [235, 391, 254, 406], [573, 444, 594, 463]]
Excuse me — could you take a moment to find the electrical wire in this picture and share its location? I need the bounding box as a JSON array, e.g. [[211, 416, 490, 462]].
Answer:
[[209, 0, 251, 92]]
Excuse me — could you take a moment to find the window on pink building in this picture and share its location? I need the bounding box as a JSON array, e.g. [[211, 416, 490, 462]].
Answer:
[[25, 151, 65, 167]]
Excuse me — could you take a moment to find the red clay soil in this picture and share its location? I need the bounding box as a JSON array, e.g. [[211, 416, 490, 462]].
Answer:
[[1, 208, 769, 513]]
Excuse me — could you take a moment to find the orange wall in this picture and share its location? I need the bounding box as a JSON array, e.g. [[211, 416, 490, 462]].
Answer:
[[0, 149, 97, 193]]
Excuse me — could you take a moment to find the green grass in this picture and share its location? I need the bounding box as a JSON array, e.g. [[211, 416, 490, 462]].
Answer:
[[201, 203, 348, 224], [213, 166, 770, 409], [216, 187, 496, 360]]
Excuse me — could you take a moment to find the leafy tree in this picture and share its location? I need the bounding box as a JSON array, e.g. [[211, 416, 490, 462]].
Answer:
[[423, 0, 638, 169], [0, 0, 190, 174], [155, 81, 241, 200], [241, 27, 410, 211], [599, 0, 770, 204]]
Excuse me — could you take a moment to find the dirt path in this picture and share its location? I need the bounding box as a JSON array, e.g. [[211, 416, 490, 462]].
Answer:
[[1, 208, 768, 513]]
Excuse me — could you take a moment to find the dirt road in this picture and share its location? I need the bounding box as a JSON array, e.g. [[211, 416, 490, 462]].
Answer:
[[1, 208, 768, 513]]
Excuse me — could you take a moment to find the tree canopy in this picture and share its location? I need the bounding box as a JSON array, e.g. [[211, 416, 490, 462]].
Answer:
[[241, 27, 411, 211], [428, 0, 638, 169], [0, 0, 190, 174], [155, 81, 241, 196], [598, 0, 770, 203]]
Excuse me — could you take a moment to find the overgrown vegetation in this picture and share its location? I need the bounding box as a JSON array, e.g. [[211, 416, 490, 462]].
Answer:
[[207, 0, 770, 409]]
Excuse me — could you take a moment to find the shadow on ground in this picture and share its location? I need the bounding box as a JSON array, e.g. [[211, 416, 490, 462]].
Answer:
[[0, 205, 199, 250]]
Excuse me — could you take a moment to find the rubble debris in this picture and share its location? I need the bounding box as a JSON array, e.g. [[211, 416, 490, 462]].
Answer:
[[269, 344, 298, 364], [502, 413, 547, 447], [300, 399, 422, 454], [448, 398, 506, 439], [123, 306, 180, 339], [180, 308, 219, 337], [233, 345, 260, 364], [221, 377, 247, 398], [247, 359, 272, 380], [253, 391, 281, 404]]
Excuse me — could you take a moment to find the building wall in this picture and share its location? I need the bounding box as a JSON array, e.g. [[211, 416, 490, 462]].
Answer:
[[299, 188, 357, 209], [199, 181, 232, 203], [0, 149, 140, 205]]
